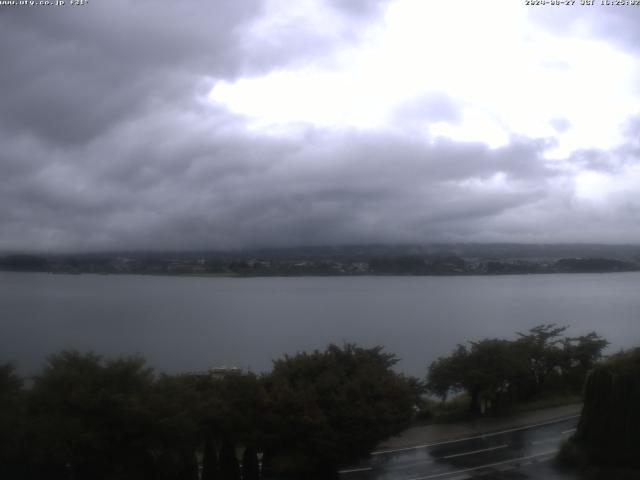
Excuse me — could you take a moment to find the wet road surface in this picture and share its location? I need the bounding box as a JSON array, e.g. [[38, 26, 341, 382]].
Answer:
[[339, 416, 582, 479]]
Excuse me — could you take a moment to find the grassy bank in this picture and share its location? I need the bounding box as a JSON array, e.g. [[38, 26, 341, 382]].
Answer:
[[415, 392, 582, 425]]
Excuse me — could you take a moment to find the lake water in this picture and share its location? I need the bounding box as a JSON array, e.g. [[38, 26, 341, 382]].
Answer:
[[1, 271, 639, 378]]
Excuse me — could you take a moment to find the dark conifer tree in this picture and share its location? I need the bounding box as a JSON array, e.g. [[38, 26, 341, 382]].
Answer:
[[574, 348, 640, 467]]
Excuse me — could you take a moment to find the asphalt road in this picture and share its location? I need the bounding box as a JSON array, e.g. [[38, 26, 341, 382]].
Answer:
[[339, 416, 581, 480]]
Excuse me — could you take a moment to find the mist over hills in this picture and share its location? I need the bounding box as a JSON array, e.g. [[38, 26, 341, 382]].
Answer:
[[6, 242, 640, 259], [236, 243, 640, 261]]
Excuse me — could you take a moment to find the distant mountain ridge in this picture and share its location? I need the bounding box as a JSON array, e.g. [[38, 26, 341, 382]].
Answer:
[[2, 243, 640, 276]]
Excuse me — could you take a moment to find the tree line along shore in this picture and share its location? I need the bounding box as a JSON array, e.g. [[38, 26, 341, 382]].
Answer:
[[2, 252, 640, 276]]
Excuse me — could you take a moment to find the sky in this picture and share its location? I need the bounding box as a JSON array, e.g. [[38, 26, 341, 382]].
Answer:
[[2, 0, 640, 252]]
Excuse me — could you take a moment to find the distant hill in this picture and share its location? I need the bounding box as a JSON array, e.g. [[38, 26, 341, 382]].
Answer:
[[2, 243, 640, 276], [0, 254, 49, 272]]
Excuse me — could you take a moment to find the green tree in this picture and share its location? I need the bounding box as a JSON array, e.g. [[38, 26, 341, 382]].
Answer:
[[219, 441, 240, 480], [515, 324, 568, 396], [27, 351, 157, 480], [566, 348, 640, 468], [0, 363, 25, 478], [216, 372, 266, 446], [560, 332, 609, 390], [426, 345, 467, 401], [263, 344, 419, 478], [427, 340, 527, 414], [427, 325, 605, 414], [146, 373, 203, 480], [201, 435, 219, 480]]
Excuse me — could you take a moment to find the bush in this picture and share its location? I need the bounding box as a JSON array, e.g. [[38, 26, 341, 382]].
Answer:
[[570, 348, 640, 469]]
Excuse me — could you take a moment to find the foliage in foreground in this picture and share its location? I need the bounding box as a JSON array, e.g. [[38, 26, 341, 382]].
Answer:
[[263, 345, 418, 477], [0, 344, 420, 480], [426, 324, 608, 415], [559, 347, 640, 471]]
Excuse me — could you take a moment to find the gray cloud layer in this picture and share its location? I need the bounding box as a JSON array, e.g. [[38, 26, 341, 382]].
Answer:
[[1, 1, 639, 251]]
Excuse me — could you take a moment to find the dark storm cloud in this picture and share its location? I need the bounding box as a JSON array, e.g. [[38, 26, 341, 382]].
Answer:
[[2, 1, 637, 251], [0, 1, 261, 145], [0, 103, 560, 251], [0, 0, 378, 146]]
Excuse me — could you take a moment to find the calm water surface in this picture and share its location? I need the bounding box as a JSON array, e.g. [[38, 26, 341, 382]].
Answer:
[[1, 272, 639, 377]]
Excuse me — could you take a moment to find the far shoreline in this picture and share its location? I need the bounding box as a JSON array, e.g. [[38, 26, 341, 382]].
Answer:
[[2, 269, 640, 279]]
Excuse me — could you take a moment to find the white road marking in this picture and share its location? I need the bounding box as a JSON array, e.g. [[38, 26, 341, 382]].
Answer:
[[561, 428, 576, 435], [338, 467, 373, 474], [342, 442, 541, 475], [441, 444, 508, 459], [404, 449, 558, 480], [370, 415, 579, 455], [383, 443, 510, 473]]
